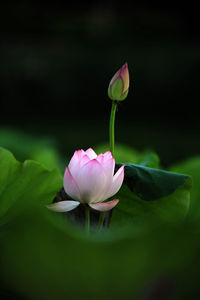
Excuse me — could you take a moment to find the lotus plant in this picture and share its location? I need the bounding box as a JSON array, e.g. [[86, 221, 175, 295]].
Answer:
[[48, 63, 129, 232], [47, 148, 124, 213]]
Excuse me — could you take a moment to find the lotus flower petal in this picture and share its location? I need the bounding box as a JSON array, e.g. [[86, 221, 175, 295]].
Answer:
[[96, 153, 104, 164], [76, 159, 106, 203], [104, 165, 124, 199], [79, 154, 90, 168], [64, 167, 80, 201], [47, 201, 80, 212], [120, 62, 129, 93], [85, 148, 97, 159], [89, 199, 119, 211], [68, 150, 85, 178], [96, 151, 112, 165], [91, 157, 115, 204], [101, 157, 115, 178], [103, 151, 112, 161]]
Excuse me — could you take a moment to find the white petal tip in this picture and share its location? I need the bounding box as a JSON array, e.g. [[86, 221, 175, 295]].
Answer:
[[89, 199, 119, 212], [47, 200, 80, 212], [85, 148, 97, 159]]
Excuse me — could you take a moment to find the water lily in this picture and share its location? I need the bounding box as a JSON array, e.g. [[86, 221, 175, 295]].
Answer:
[[108, 62, 129, 101], [47, 148, 124, 212]]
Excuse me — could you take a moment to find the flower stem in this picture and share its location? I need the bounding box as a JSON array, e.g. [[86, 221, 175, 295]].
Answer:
[[109, 101, 117, 156], [85, 205, 90, 234], [98, 212, 106, 232]]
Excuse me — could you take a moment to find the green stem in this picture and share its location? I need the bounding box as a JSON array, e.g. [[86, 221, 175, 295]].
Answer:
[[109, 101, 117, 156], [98, 212, 106, 232], [85, 205, 90, 234]]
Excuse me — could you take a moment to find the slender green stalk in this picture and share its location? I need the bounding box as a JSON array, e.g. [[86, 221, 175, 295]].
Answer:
[[109, 101, 117, 156], [85, 205, 90, 234], [98, 212, 106, 232]]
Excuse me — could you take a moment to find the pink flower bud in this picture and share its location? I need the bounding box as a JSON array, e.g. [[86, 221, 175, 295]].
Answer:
[[47, 148, 124, 212], [108, 63, 130, 101]]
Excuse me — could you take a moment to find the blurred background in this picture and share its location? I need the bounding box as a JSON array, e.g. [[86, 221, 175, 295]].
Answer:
[[1, 3, 200, 299], [0, 0, 200, 166]]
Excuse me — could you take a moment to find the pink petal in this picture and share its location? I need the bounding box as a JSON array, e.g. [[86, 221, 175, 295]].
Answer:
[[104, 165, 125, 199], [68, 150, 85, 178], [94, 157, 115, 203], [103, 151, 112, 161], [120, 62, 129, 93], [102, 157, 115, 178], [80, 154, 90, 168], [47, 201, 80, 212], [64, 167, 81, 201], [96, 153, 104, 164], [96, 151, 113, 165], [85, 148, 97, 159], [89, 199, 119, 211], [76, 159, 106, 203]]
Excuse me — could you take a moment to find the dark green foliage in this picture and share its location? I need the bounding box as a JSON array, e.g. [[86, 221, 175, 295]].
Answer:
[[0, 143, 198, 300]]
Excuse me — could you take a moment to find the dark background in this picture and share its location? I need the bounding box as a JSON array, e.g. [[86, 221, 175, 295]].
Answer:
[[0, 1, 200, 165]]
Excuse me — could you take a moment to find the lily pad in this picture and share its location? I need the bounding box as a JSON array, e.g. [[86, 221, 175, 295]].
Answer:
[[112, 163, 192, 224], [0, 147, 62, 225], [170, 156, 200, 220], [0, 129, 63, 170], [117, 163, 191, 201]]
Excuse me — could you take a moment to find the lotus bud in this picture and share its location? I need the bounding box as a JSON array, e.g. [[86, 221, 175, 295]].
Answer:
[[108, 62, 129, 101]]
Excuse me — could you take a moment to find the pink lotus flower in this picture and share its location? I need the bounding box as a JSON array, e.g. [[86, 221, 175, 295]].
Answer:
[[47, 148, 124, 212]]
